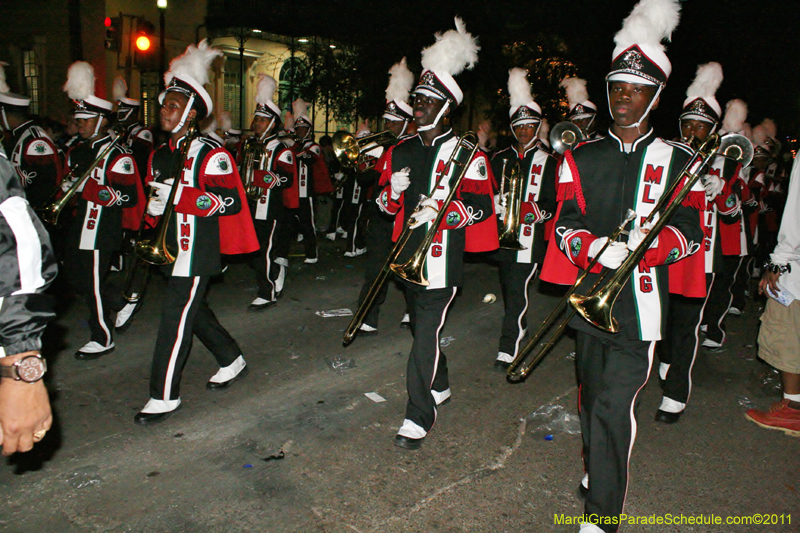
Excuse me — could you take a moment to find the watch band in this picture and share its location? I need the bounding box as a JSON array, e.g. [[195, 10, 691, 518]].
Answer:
[[0, 355, 47, 383]]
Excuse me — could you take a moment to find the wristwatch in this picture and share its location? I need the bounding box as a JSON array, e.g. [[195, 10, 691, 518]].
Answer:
[[0, 355, 47, 383]]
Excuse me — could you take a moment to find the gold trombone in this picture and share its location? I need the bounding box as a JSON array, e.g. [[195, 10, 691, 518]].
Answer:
[[506, 132, 753, 381], [549, 121, 587, 155], [332, 129, 396, 172], [37, 134, 123, 227], [342, 132, 479, 345], [497, 159, 527, 251]]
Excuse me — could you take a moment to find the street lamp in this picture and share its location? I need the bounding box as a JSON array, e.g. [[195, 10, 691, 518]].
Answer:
[[157, 0, 167, 90]]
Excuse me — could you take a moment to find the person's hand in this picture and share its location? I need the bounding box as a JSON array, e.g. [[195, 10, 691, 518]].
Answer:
[[588, 237, 629, 270], [410, 197, 439, 229], [61, 177, 83, 193], [146, 196, 166, 216], [759, 270, 781, 296], [390, 168, 411, 199], [494, 194, 507, 218], [702, 174, 725, 198], [150, 179, 184, 205], [627, 221, 658, 252], [0, 353, 52, 456]]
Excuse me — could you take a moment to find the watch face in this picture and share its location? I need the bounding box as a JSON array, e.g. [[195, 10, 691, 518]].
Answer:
[[17, 357, 45, 383]]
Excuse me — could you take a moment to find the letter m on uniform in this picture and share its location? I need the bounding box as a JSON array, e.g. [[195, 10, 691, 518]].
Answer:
[[644, 164, 663, 184]]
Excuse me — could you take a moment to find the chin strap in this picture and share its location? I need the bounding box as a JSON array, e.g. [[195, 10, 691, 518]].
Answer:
[[417, 100, 450, 132], [607, 83, 664, 131], [399, 120, 409, 137], [512, 121, 541, 151], [172, 94, 196, 133], [0, 108, 9, 131], [258, 118, 276, 141], [93, 115, 106, 137]]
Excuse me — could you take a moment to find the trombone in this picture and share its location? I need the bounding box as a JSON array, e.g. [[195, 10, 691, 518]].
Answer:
[[549, 121, 586, 155], [332, 129, 396, 172], [37, 134, 123, 227], [342, 132, 479, 345], [506, 132, 753, 381]]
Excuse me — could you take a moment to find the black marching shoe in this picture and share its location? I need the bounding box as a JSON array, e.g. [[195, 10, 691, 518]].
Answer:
[[394, 434, 424, 450], [654, 409, 683, 424], [134, 410, 176, 425]]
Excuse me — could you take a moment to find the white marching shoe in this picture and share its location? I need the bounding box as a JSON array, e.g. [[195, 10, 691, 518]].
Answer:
[[207, 355, 249, 390]]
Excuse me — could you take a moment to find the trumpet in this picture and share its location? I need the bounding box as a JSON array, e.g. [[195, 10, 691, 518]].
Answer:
[[342, 132, 479, 345], [37, 134, 123, 227], [506, 132, 753, 381], [240, 136, 267, 201], [497, 158, 527, 251], [332, 130, 396, 172], [549, 121, 586, 155], [135, 120, 199, 266]]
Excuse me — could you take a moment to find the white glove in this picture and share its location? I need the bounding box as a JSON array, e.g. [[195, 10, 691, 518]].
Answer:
[[494, 194, 507, 218], [390, 168, 411, 199], [61, 178, 78, 193], [334, 171, 345, 181], [410, 197, 439, 229], [627, 220, 658, 252], [149, 179, 184, 206], [147, 196, 166, 216], [702, 174, 725, 199], [588, 237, 629, 270]]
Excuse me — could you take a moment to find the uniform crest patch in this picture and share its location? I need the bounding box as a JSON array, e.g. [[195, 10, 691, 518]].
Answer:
[[34, 142, 46, 154], [725, 195, 735, 207], [217, 158, 229, 172], [446, 211, 461, 226], [196, 195, 212, 210], [665, 247, 680, 264], [98, 189, 111, 202], [570, 237, 582, 257], [380, 190, 388, 204], [524, 213, 535, 224], [123, 160, 132, 173]]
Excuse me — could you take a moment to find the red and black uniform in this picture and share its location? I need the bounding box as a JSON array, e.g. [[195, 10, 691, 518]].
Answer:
[[246, 133, 295, 301], [124, 122, 154, 186], [146, 134, 258, 401], [543, 129, 702, 528], [8, 120, 61, 209], [64, 135, 142, 347], [277, 138, 332, 261], [661, 154, 742, 403], [377, 130, 497, 438], [490, 141, 556, 362]]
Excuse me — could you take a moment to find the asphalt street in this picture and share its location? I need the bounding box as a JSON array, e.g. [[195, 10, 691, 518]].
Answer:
[[1, 221, 798, 533]]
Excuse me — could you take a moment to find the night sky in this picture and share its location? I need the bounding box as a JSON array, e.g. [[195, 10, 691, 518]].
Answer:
[[210, 0, 800, 139]]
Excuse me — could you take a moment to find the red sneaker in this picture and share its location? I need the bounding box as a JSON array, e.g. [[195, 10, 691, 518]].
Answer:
[[745, 400, 800, 437]]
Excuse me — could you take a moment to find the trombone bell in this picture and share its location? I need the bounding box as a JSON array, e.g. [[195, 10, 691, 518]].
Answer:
[[332, 130, 397, 171], [568, 291, 620, 333], [549, 122, 586, 155], [135, 239, 177, 266]]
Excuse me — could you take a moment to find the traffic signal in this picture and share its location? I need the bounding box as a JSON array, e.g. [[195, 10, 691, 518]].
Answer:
[[104, 16, 121, 51], [135, 19, 155, 53]]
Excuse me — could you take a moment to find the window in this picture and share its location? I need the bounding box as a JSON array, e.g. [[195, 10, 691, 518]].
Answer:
[[140, 72, 160, 128], [279, 57, 309, 114], [223, 57, 241, 129], [23, 51, 39, 115]]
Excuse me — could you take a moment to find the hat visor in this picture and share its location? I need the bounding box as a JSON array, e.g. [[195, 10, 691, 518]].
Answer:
[[679, 113, 716, 124], [74, 111, 101, 119], [606, 72, 658, 86], [412, 87, 447, 101]]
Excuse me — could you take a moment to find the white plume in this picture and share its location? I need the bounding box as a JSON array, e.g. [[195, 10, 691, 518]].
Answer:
[[614, 0, 681, 50], [113, 77, 128, 102], [385, 57, 414, 104], [686, 62, 723, 99], [292, 98, 309, 120], [721, 99, 747, 133], [219, 111, 232, 132], [560, 77, 588, 109], [538, 118, 550, 144], [201, 115, 217, 135], [0, 62, 9, 94], [282, 110, 294, 128], [760, 118, 777, 139], [421, 16, 480, 76], [164, 39, 222, 87], [508, 68, 533, 108], [356, 120, 371, 137], [255, 74, 277, 105], [752, 124, 767, 147], [63, 61, 96, 101]]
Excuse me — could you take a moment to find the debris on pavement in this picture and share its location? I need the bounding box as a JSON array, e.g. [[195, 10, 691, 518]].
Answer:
[[365, 392, 387, 403], [315, 308, 353, 317], [528, 404, 581, 435]]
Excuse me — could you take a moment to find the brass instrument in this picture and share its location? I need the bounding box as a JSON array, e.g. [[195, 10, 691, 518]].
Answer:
[[240, 136, 267, 201], [332, 129, 396, 172], [506, 132, 753, 381], [390, 132, 480, 286], [549, 121, 587, 155], [342, 132, 479, 345], [498, 158, 526, 251], [569, 133, 753, 333], [37, 134, 123, 227], [135, 120, 199, 266]]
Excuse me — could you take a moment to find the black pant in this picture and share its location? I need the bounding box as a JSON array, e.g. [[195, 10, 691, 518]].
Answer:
[[658, 274, 711, 404], [704, 256, 744, 343], [403, 285, 457, 433], [497, 260, 538, 357], [341, 202, 366, 253], [66, 248, 114, 346], [149, 276, 241, 400], [577, 332, 653, 533], [357, 207, 398, 328], [251, 218, 282, 300], [276, 198, 317, 260]]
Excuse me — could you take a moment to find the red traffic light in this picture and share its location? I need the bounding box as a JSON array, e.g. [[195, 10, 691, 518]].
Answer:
[[135, 35, 151, 51], [104, 16, 112, 27]]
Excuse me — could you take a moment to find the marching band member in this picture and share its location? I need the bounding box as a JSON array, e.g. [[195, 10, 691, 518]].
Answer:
[[134, 41, 258, 424], [219, 111, 242, 162], [340, 122, 372, 258], [657, 62, 742, 423], [276, 99, 332, 264], [490, 68, 556, 369], [112, 77, 154, 184], [354, 58, 416, 335], [376, 18, 497, 450], [560, 76, 600, 140], [543, 1, 702, 529], [62, 62, 143, 360], [245, 74, 295, 310], [0, 62, 61, 210]]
